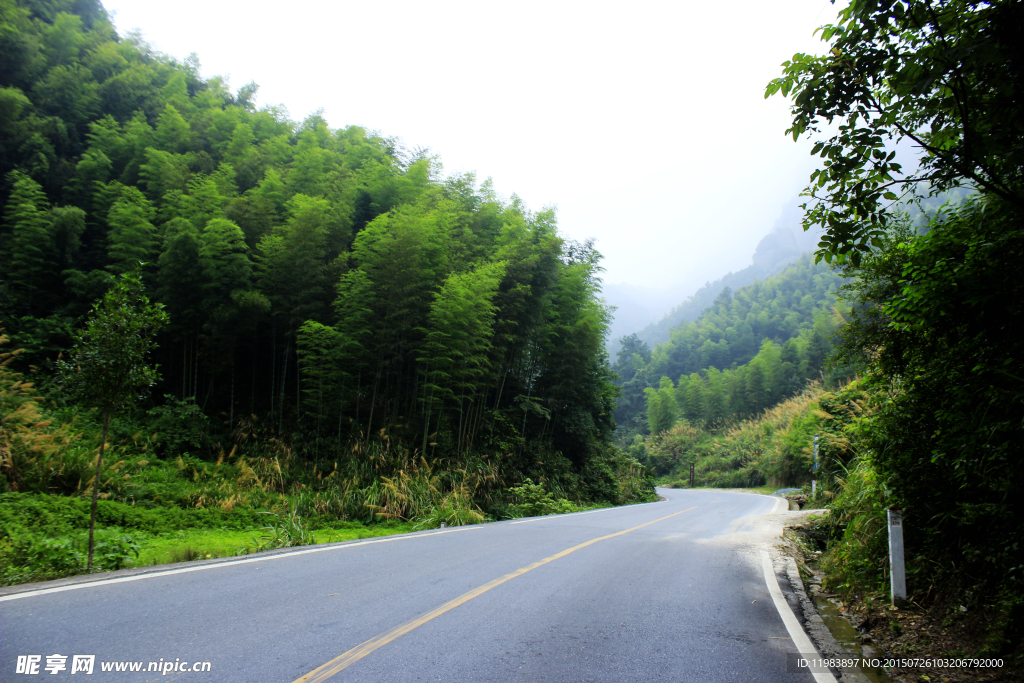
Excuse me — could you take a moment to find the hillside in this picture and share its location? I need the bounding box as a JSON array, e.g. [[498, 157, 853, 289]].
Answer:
[[611, 254, 847, 436]]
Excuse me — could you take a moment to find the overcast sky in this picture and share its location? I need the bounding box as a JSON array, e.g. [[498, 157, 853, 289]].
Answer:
[[102, 0, 843, 293]]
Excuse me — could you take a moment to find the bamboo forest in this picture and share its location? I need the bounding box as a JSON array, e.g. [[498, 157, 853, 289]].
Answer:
[[0, 0, 650, 568]]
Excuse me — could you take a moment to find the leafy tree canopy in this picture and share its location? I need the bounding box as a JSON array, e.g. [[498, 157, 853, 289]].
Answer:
[[766, 0, 1024, 264]]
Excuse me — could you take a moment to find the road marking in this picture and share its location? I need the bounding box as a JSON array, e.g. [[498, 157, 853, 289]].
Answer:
[[509, 499, 666, 525], [759, 551, 837, 683], [772, 496, 787, 514], [292, 506, 699, 682], [509, 506, 618, 524], [0, 527, 482, 603]]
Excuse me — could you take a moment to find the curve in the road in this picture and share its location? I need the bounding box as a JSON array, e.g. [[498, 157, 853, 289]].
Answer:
[[2, 488, 833, 683], [294, 506, 699, 682]]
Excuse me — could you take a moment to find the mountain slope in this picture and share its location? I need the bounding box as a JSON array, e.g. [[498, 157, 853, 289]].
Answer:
[[612, 254, 846, 435], [621, 202, 821, 354]]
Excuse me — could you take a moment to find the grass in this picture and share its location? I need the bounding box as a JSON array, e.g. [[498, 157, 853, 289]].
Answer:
[[1, 334, 656, 584], [130, 529, 254, 566], [310, 522, 415, 544], [0, 489, 420, 579], [128, 521, 417, 568], [1, 347, 653, 578], [658, 483, 782, 496], [726, 485, 784, 496]]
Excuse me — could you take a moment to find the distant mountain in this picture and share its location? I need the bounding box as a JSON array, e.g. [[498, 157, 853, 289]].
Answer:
[[610, 201, 821, 355], [601, 281, 704, 355]]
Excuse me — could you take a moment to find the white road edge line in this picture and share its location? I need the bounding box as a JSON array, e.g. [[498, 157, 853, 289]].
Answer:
[[760, 551, 837, 683], [510, 506, 623, 524], [0, 526, 483, 603], [513, 491, 779, 525]]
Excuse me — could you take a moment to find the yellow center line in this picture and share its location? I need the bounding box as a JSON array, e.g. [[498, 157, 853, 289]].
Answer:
[[292, 505, 698, 683]]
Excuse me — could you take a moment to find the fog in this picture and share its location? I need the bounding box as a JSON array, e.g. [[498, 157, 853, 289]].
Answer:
[[103, 0, 846, 335]]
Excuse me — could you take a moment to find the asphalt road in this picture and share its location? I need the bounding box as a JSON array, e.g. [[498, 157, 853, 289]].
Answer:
[[2, 488, 819, 683]]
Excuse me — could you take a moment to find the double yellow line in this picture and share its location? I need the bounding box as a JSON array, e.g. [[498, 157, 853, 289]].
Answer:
[[293, 505, 698, 682]]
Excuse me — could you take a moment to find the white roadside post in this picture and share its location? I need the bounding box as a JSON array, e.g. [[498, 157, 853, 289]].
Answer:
[[811, 436, 818, 497], [888, 507, 907, 607]]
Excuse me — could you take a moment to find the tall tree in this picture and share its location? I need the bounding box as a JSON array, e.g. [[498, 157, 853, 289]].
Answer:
[[106, 198, 157, 275], [1, 171, 55, 311], [58, 267, 168, 569], [418, 261, 506, 452], [645, 377, 678, 435]]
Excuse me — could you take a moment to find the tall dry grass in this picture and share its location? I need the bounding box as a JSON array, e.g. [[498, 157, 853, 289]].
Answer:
[[0, 333, 98, 495], [649, 384, 827, 488]]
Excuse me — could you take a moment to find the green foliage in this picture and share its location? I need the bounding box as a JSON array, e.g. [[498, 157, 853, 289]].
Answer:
[[145, 395, 211, 458], [89, 531, 140, 569], [57, 266, 168, 567], [47, 267, 161, 570], [419, 260, 506, 450], [1, 528, 140, 585], [0, 172, 86, 313], [765, 408, 819, 488], [0, 1, 622, 500], [106, 198, 157, 274], [766, 0, 1024, 263], [0, 492, 267, 537], [505, 478, 579, 518], [0, 328, 89, 494], [644, 376, 677, 435], [58, 267, 168, 423], [2, 536, 85, 584], [819, 459, 889, 597], [808, 382, 873, 493], [641, 385, 825, 488], [774, 0, 1024, 650], [627, 222, 827, 354], [412, 489, 487, 530], [237, 508, 313, 554], [595, 451, 656, 506], [832, 199, 1024, 621]]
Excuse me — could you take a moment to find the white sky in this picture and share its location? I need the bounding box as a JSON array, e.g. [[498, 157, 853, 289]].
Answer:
[[102, 0, 843, 292]]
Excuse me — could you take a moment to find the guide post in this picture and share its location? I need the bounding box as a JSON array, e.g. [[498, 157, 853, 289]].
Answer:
[[888, 507, 907, 607], [812, 435, 819, 497]]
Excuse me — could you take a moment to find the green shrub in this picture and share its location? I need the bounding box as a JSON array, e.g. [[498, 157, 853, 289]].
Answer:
[[0, 529, 139, 585], [0, 492, 266, 537], [820, 459, 889, 596], [412, 489, 487, 530], [1, 536, 84, 584], [505, 479, 579, 518], [144, 397, 212, 459], [91, 532, 141, 570], [763, 410, 820, 486], [237, 509, 314, 554]]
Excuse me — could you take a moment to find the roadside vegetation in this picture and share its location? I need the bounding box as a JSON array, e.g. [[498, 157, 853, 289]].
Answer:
[[770, 0, 1024, 664], [0, 328, 649, 585], [625, 0, 1024, 668]]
